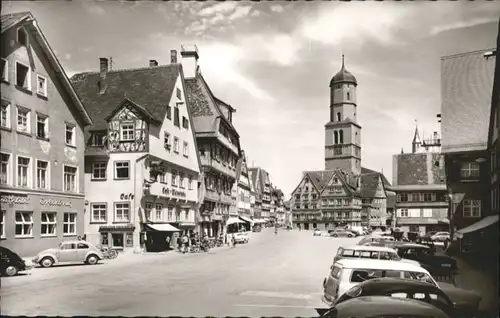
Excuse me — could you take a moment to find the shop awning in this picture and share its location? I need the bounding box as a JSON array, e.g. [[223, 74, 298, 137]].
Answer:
[[145, 223, 181, 232], [178, 222, 196, 228], [99, 224, 135, 232], [227, 217, 245, 225], [456, 215, 499, 236], [239, 216, 254, 224]]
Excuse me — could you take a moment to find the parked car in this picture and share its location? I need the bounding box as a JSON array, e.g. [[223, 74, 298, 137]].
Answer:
[[321, 296, 450, 318], [322, 259, 437, 306], [357, 235, 395, 247], [330, 229, 354, 238], [313, 229, 322, 236], [328, 278, 456, 317], [392, 243, 458, 277], [32, 240, 104, 268], [333, 246, 420, 267], [332, 277, 481, 317], [0, 246, 32, 277], [431, 232, 450, 242], [233, 232, 249, 244]]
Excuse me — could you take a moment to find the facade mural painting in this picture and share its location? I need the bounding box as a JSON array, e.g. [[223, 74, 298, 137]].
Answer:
[[107, 107, 147, 152]]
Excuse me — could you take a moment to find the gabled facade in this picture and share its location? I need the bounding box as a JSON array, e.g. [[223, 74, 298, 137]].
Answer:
[[248, 167, 262, 220], [236, 150, 251, 218], [392, 131, 448, 234], [71, 53, 200, 252], [0, 12, 93, 256], [182, 45, 241, 238], [440, 49, 496, 241], [260, 168, 272, 220], [290, 171, 324, 230]]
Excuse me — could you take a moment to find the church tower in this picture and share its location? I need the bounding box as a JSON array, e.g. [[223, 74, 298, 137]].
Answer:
[[412, 124, 422, 153], [325, 55, 361, 175]]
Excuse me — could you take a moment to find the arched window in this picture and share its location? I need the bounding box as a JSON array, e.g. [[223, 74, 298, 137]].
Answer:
[[334, 131, 338, 145], [339, 130, 344, 144], [336, 112, 341, 122], [347, 92, 350, 100]]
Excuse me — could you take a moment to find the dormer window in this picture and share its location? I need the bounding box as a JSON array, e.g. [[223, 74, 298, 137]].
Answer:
[[92, 133, 105, 146], [17, 28, 28, 47]]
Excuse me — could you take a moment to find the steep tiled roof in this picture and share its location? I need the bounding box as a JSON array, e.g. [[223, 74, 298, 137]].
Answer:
[[361, 167, 391, 187], [394, 153, 445, 186], [488, 26, 499, 148], [71, 64, 180, 130], [185, 72, 239, 137], [1, 11, 30, 33], [305, 171, 336, 192], [2, 11, 93, 126], [361, 173, 380, 198], [441, 49, 495, 153]]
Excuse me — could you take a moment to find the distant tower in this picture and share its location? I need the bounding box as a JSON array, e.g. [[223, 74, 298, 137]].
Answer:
[[325, 54, 361, 175], [412, 123, 422, 154]]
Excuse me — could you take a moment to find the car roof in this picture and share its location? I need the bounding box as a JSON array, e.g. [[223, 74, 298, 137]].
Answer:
[[62, 240, 92, 244], [341, 245, 397, 252], [335, 258, 428, 272], [395, 243, 430, 249], [355, 277, 441, 291], [333, 296, 448, 317]]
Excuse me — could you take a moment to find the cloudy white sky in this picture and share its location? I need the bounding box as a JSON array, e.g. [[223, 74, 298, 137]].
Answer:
[[3, 1, 499, 198]]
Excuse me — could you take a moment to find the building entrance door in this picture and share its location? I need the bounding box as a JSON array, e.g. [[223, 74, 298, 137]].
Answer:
[[112, 233, 124, 249]]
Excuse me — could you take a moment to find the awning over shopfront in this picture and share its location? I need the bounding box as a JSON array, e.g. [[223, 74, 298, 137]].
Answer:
[[227, 217, 245, 225], [456, 215, 499, 237], [239, 216, 254, 224], [99, 224, 135, 232], [145, 223, 181, 232], [178, 222, 196, 228]]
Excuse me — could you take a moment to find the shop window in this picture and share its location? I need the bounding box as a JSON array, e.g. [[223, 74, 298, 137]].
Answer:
[[41, 212, 56, 236], [112, 233, 124, 248], [63, 212, 76, 235], [125, 233, 133, 247], [101, 232, 109, 245], [15, 211, 33, 237], [1, 210, 5, 238]]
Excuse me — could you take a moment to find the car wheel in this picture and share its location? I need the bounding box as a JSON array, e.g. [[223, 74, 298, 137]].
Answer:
[[86, 254, 99, 265], [332, 234, 338, 237], [348, 234, 353, 238], [40, 257, 54, 268], [4, 265, 19, 277]]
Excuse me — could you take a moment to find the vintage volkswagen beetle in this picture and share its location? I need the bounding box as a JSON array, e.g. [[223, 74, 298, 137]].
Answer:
[[32, 240, 104, 268], [321, 296, 450, 318]]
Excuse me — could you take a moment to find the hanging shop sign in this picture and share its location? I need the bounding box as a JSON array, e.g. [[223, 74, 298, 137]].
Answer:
[[161, 187, 187, 198], [120, 193, 135, 200], [0, 194, 30, 205], [40, 198, 72, 208]]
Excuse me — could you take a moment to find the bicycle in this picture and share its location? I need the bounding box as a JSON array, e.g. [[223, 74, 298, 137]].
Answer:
[[98, 245, 118, 259]]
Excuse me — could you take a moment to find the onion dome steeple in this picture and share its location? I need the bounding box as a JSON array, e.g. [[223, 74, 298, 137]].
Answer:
[[330, 54, 357, 87]]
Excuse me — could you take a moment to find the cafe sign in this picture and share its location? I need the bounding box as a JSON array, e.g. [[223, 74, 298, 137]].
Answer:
[[40, 198, 72, 208], [120, 193, 135, 200], [1, 195, 30, 205], [162, 187, 187, 198]]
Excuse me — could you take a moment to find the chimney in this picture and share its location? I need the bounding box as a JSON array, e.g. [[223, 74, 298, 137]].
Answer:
[[98, 57, 108, 94], [170, 50, 177, 64], [180, 44, 199, 79], [99, 57, 108, 78], [149, 60, 158, 67]]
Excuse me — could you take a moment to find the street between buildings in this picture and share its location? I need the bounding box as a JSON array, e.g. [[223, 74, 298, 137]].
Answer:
[[2, 229, 354, 317]]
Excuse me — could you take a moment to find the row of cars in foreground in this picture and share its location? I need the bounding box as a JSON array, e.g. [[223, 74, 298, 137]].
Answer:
[[0, 240, 105, 277], [319, 234, 481, 317]]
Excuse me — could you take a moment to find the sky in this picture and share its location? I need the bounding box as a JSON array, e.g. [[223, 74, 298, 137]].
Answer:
[[3, 1, 499, 199]]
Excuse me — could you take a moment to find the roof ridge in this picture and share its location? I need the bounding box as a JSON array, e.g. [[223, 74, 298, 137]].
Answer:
[[72, 64, 179, 80], [441, 48, 497, 60]]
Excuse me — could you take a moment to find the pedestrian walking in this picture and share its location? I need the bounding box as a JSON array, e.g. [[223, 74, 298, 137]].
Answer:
[[231, 233, 236, 248]]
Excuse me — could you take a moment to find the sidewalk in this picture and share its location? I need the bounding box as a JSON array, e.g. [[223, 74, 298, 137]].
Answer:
[[452, 255, 499, 312]]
